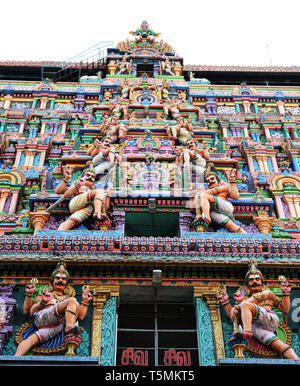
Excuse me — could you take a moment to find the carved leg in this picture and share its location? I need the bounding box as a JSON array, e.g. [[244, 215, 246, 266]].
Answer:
[[91, 190, 108, 220], [58, 218, 77, 231], [15, 333, 40, 356], [200, 193, 216, 224], [57, 298, 79, 334], [269, 339, 299, 359], [224, 219, 247, 233], [239, 301, 257, 338]]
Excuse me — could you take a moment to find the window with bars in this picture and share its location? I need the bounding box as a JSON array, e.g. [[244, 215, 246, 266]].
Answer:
[[116, 301, 199, 366]]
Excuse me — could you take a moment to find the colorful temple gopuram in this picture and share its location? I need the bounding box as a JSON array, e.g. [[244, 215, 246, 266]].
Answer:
[[1, 21, 300, 367]]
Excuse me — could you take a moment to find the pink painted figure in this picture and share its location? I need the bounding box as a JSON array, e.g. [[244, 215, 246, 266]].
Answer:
[[87, 136, 117, 177], [55, 164, 110, 230], [218, 264, 299, 359], [194, 168, 246, 233], [15, 263, 93, 356]]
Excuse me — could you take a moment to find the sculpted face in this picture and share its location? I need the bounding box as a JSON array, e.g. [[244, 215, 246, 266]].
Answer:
[[102, 137, 112, 147], [187, 139, 196, 149], [53, 272, 68, 291], [83, 171, 96, 188], [247, 274, 263, 293], [207, 174, 218, 188]]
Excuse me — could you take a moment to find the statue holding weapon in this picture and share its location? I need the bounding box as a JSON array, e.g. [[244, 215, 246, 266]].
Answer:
[[51, 163, 110, 230], [15, 263, 93, 356]]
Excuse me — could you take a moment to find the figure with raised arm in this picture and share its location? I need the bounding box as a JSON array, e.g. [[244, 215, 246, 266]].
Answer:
[[194, 168, 246, 233], [167, 115, 193, 145], [218, 264, 299, 359], [182, 137, 210, 177], [55, 163, 110, 230], [87, 136, 117, 176], [15, 262, 93, 356]]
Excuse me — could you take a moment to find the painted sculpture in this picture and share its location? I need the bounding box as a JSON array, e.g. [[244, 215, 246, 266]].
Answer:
[[55, 164, 110, 230], [182, 137, 210, 177], [0, 20, 299, 365], [218, 264, 299, 359], [167, 115, 193, 145], [87, 136, 117, 176], [193, 168, 246, 233], [15, 262, 93, 356]]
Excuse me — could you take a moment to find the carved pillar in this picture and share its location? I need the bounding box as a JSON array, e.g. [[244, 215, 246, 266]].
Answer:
[[39, 150, 47, 168], [24, 149, 37, 168], [9, 191, 19, 214], [253, 210, 274, 234], [270, 155, 279, 173], [277, 100, 285, 115], [0, 190, 10, 213], [29, 207, 50, 232], [274, 195, 285, 218], [247, 154, 255, 174], [40, 122, 47, 135], [264, 126, 271, 140], [13, 147, 24, 168], [100, 296, 118, 365], [242, 100, 251, 114], [3, 95, 13, 110], [112, 211, 125, 232], [293, 196, 300, 217], [61, 122, 67, 135], [283, 195, 297, 218], [90, 285, 119, 362], [255, 155, 267, 173], [19, 121, 25, 134], [222, 126, 228, 138], [40, 97, 49, 109], [194, 286, 225, 365], [179, 211, 194, 234], [107, 60, 117, 75], [243, 126, 249, 138]]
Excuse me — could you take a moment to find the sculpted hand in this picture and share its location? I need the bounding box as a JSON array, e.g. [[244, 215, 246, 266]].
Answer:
[[233, 288, 245, 303], [279, 276, 292, 294], [82, 286, 93, 304], [227, 168, 237, 182], [230, 306, 238, 322], [94, 138, 103, 147], [218, 291, 229, 304], [25, 282, 36, 296], [76, 177, 86, 187], [63, 166, 73, 181], [41, 288, 54, 304], [202, 141, 208, 149]]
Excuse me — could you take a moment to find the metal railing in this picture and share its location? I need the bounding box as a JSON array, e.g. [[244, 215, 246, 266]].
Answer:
[[53, 41, 113, 82]]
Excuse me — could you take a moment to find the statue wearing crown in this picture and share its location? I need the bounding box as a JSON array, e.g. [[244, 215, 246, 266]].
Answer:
[[54, 162, 110, 231], [218, 263, 299, 359], [15, 262, 93, 356], [192, 167, 246, 233]]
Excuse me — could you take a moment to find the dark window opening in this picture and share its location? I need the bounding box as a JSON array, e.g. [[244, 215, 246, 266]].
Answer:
[[136, 64, 154, 77], [125, 212, 180, 237], [116, 286, 199, 366]]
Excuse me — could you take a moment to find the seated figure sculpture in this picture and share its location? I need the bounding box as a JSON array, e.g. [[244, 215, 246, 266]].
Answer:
[[182, 137, 210, 177], [55, 164, 110, 230], [87, 136, 117, 177], [193, 168, 246, 233], [15, 262, 93, 356], [159, 57, 175, 76], [167, 115, 193, 145], [98, 116, 127, 143], [218, 264, 299, 359], [163, 99, 182, 120]]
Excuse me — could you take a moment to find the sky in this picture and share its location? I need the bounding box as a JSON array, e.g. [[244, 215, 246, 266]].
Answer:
[[3, 0, 300, 67]]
